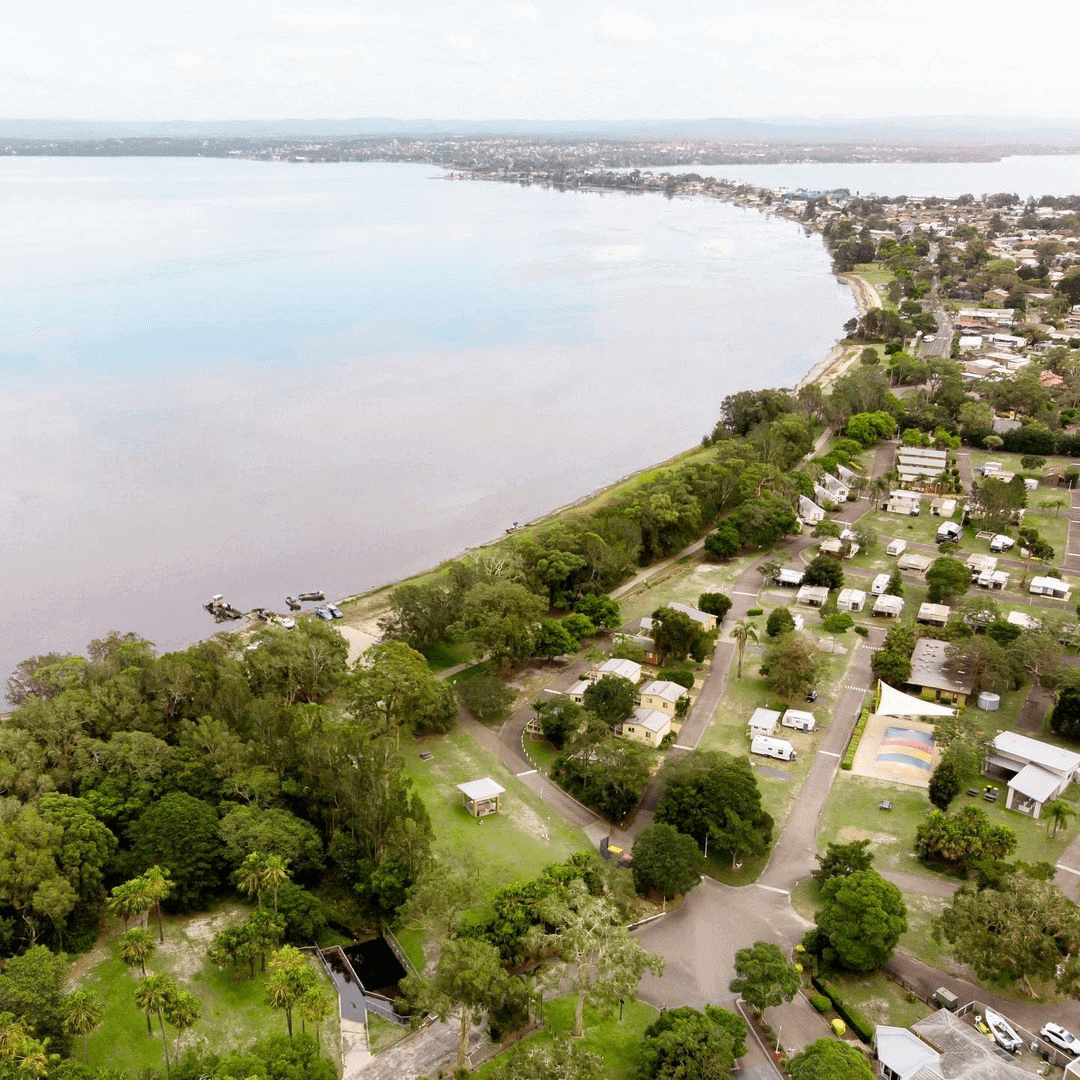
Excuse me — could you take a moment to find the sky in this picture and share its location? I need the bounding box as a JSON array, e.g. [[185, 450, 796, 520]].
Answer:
[[6, 0, 1080, 122]]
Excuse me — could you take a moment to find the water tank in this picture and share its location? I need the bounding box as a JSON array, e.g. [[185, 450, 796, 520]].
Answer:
[[977, 691, 1000, 711]]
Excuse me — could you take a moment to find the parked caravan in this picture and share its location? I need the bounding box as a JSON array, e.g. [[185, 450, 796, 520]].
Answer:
[[751, 735, 796, 761], [781, 709, 816, 732]]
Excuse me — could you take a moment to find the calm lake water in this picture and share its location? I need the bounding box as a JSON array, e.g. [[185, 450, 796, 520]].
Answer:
[[1, 158, 854, 676], [679, 154, 1080, 199]]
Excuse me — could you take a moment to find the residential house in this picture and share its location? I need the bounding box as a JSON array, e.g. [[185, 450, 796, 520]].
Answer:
[[876, 1009, 1033, 1080], [836, 463, 858, 486], [748, 707, 781, 738], [916, 603, 951, 627], [775, 568, 804, 588], [896, 446, 948, 483], [613, 632, 660, 665], [907, 639, 972, 706], [897, 553, 932, 574], [621, 707, 671, 746], [929, 497, 958, 518], [663, 602, 718, 632], [975, 569, 1009, 590], [796, 585, 830, 607], [985, 731, 1080, 819], [837, 588, 866, 612], [873, 594, 905, 618], [639, 679, 689, 716], [819, 473, 849, 502], [817, 537, 843, 557], [1031, 575, 1072, 601], [887, 490, 922, 516], [588, 657, 642, 684], [797, 495, 826, 525], [965, 553, 997, 577]]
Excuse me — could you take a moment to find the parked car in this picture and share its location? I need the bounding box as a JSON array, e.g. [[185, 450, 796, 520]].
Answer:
[[1041, 1022, 1080, 1055], [313, 607, 334, 620], [805, 689, 819, 703], [327, 604, 344, 619]]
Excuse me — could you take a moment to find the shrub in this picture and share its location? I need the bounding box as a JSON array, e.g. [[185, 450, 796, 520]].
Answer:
[[657, 668, 695, 690], [766, 607, 796, 638], [747, 608, 763, 617], [809, 993, 831, 1013], [810, 976, 875, 1043], [821, 612, 853, 633], [840, 707, 871, 771], [854, 625, 869, 637]]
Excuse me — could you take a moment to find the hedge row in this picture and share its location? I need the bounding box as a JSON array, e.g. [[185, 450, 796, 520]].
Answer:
[[811, 974, 875, 1043], [840, 706, 872, 771], [809, 993, 831, 1013]]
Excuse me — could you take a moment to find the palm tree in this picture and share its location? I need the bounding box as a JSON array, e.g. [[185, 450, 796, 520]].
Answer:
[[1046, 497, 1068, 517], [164, 989, 201, 1062], [729, 619, 759, 679], [142, 865, 173, 943], [61, 989, 104, 1064], [297, 987, 333, 1041], [134, 973, 177, 1068], [107, 877, 151, 929], [261, 854, 290, 913], [234, 852, 266, 908], [265, 946, 316, 1039], [1044, 799, 1076, 840], [119, 927, 157, 977]]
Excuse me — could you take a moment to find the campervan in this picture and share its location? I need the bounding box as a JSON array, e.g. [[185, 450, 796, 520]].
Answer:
[[750, 736, 796, 761]]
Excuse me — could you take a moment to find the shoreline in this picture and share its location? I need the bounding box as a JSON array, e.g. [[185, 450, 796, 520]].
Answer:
[[337, 263, 879, 633]]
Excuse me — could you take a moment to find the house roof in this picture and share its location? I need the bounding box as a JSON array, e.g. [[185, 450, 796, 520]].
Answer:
[[749, 707, 781, 732], [776, 568, 804, 585], [782, 709, 815, 727], [909, 639, 973, 695], [876, 1025, 939, 1079], [1008, 763, 1065, 804], [918, 603, 952, 622], [457, 777, 505, 801], [640, 680, 688, 703], [797, 585, 830, 603], [991, 730, 1080, 776], [630, 707, 670, 734], [1031, 575, 1069, 593], [837, 588, 866, 605], [568, 679, 592, 697], [911, 1009, 1032, 1080], [874, 594, 905, 615], [594, 658, 642, 681], [666, 602, 714, 627]]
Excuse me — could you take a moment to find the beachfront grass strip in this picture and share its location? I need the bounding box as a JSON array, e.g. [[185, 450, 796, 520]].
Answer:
[[402, 727, 586, 899], [473, 995, 658, 1080], [618, 551, 759, 625], [78, 906, 339, 1074]]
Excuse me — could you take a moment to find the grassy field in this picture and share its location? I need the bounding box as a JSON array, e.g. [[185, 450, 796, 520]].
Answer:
[[473, 995, 659, 1079], [400, 727, 588, 900], [822, 970, 934, 1030], [74, 905, 339, 1075]]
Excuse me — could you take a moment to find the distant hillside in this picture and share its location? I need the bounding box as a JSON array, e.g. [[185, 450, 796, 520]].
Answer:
[[3, 115, 1080, 144]]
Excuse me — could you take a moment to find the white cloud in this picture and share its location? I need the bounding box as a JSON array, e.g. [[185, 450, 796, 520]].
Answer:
[[596, 9, 656, 41], [171, 52, 205, 69], [448, 35, 475, 52], [506, 3, 539, 23], [272, 9, 367, 28]]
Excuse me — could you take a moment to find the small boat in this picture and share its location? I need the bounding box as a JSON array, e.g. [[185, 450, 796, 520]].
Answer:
[[984, 1008, 1022, 1053], [285, 596, 302, 611], [297, 591, 325, 602]]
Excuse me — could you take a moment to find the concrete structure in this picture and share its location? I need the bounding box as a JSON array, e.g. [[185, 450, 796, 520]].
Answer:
[[621, 707, 671, 745], [748, 707, 781, 738], [796, 584, 830, 607], [639, 679, 689, 716], [836, 588, 866, 612], [916, 603, 951, 627], [985, 731, 1080, 819], [1031, 575, 1072, 601], [908, 639, 972, 706], [886, 538, 907, 556], [929, 497, 957, 517], [874, 594, 905, 618], [457, 777, 505, 817]]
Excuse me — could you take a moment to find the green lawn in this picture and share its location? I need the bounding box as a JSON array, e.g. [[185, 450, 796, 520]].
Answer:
[[401, 727, 587, 901], [76, 905, 339, 1075], [474, 995, 659, 1079], [821, 970, 934, 1030]]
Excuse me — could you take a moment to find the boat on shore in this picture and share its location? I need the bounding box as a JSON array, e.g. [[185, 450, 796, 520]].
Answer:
[[297, 591, 325, 602], [984, 1008, 1023, 1054]]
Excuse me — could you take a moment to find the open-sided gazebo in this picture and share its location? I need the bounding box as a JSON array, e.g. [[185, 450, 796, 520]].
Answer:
[[457, 777, 505, 817]]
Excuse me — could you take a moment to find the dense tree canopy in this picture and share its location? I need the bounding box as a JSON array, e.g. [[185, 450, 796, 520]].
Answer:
[[810, 869, 907, 972], [788, 1038, 875, 1080], [637, 1004, 747, 1080], [631, 823, 704, 900]]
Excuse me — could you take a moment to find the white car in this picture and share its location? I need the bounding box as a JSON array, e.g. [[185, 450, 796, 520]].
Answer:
[[1041, 1022, 1080, 1055]]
